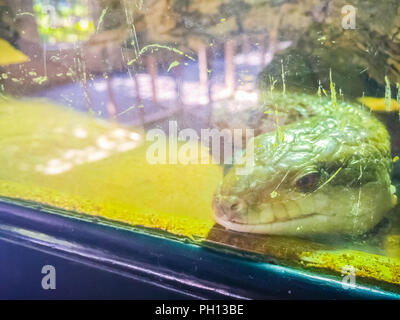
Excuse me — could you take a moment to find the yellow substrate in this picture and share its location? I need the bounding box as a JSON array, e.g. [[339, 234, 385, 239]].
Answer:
[[301, 250, 400, 286], [0, 97, 222, 238]]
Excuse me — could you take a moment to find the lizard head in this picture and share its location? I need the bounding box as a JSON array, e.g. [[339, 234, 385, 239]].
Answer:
[[213, 111, 396, 236]]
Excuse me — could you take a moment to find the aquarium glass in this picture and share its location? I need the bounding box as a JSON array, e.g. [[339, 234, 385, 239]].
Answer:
[[1, 0, 400, 292]]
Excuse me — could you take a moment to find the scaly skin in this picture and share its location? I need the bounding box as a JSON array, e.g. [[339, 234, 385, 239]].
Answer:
[[213, 92, 397, 236]]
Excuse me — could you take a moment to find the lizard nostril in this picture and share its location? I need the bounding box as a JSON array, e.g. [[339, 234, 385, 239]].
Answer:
[[229, 199, 245, 212]]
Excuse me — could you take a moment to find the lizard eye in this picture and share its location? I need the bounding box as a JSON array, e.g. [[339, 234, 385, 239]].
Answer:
[[296, 173, 320, 193]]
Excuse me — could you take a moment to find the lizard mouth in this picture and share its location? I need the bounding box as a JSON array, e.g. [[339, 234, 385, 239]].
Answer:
[[213, 194, 324, 234], [212, 180, 396, 235], [213, 210, 324, 234]]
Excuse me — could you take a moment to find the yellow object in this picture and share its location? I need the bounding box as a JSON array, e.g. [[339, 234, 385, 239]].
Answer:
[[358, 96, 400, 112], [301, 249, 400, 286], [0, 98, 222, 239], [0, 38, 29, 66]]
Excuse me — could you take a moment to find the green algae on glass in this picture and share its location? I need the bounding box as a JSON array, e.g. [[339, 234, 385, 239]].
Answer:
[[32, 76, 48, 85], [167, 60, 180, 72], [268, 75, 277, 99], [117, 105, 139, 116], [329, 69, 337, 106], [97, 7, 108, 32], [385, 76, 392, 112], [127, 44, 195, 66]]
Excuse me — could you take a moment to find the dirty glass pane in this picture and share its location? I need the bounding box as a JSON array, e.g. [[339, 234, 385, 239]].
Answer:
[[1, 0, 400, 291]]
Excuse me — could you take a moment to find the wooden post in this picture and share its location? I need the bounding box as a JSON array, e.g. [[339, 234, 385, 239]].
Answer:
[[78, 48, 95, 114], [174, 56, 184, 112], [260, 39, 267, 66], [100, 46, 118, 120], [132, 71, 144, 127], [146, 55, 158, 105], [83, 79, 94, 114], [198, 44, 210, 104], [242, 35, 251, 55], [225, 40, 236, 97], [122, 46, 144, 127], [198, 44, 208, 88], [105, 73, 118, 119], [264, 4, 286, 66]]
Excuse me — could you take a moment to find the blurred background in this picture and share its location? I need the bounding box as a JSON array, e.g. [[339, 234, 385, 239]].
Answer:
[[1, 0, 398, 133]]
